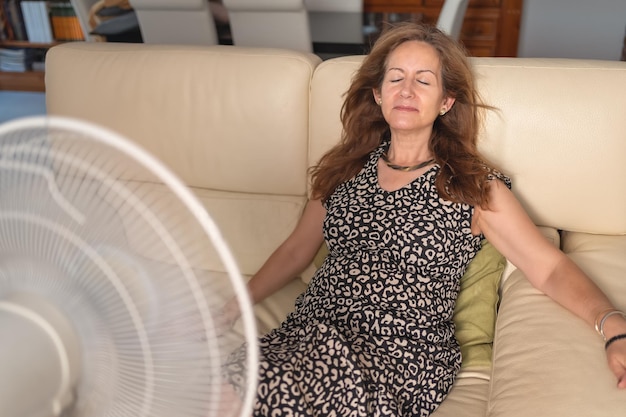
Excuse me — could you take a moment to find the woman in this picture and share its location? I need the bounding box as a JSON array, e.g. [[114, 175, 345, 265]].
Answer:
[[224, 23, 626, 416]]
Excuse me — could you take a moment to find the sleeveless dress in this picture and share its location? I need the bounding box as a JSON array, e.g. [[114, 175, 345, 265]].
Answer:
[[227, 141, 499, 417]]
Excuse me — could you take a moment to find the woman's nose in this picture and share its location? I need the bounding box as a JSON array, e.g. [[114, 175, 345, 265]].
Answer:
[[400, 81, 414, 98]]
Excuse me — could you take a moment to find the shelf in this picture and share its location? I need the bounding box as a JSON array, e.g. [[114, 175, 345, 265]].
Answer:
[[0, 40, 62, 49], [0, 70, 46, 92], [0, 41, 64, 92]]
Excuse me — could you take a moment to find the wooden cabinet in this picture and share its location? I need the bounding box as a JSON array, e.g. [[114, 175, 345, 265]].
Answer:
[[364, 0, 524, 57]]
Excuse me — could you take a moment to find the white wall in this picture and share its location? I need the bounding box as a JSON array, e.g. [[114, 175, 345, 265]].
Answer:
[[518, 0, 626, 60]]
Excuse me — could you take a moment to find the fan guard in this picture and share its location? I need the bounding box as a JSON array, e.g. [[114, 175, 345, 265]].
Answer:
[[0, 116, 258, 417]]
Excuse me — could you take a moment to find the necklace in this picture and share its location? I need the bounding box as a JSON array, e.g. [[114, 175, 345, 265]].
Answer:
[[381, 152, 435, 172]]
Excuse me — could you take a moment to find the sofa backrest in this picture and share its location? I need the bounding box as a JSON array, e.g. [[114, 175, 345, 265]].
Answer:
[[45, 43, 626, 278], [46, 42, 321, 274], [475, 58, 626, 235], [310, 56, 626, 235]]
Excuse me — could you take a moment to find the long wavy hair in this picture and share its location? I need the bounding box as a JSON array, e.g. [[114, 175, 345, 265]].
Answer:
[[309, 22, 497, 208]]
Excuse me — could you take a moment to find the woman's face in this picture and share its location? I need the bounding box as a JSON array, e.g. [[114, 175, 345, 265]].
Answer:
[[373, 40, 455, 137]]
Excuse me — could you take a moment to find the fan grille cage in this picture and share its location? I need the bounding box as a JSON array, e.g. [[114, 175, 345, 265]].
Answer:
[[0, 116, 258, 417]]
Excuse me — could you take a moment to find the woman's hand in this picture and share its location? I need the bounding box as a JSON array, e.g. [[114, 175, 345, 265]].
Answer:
[[603, 313, 626, 388], [607, 338, 626, 388], [215, 298, 241, 336]]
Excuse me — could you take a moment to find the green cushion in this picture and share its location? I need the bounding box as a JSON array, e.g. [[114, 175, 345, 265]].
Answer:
[[313, 239, 505, 370], [453, 240, 505, 370]]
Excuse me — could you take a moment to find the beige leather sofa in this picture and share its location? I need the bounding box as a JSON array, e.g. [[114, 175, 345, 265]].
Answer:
[[45, 42, 626, 416]]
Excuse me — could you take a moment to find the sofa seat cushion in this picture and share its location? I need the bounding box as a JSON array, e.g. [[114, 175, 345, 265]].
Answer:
[[487, 232, 626, 417]]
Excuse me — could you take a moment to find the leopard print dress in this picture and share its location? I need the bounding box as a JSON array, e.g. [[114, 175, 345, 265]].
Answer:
[[228, 141, 486, 416]]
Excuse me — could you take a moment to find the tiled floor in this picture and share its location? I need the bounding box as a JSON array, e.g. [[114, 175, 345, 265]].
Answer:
[[0, 91, 47, 124]]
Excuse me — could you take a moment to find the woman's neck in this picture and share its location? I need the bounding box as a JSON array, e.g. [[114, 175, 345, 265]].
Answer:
[[386, 134, 432, 166]]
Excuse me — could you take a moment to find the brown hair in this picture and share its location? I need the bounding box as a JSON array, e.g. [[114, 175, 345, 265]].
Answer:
[[309, 22, 497, 208]]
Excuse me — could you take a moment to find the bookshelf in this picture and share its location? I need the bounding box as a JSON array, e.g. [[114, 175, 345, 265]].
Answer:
[[0, 39, 59, 91], [1, 0, 83, 92]]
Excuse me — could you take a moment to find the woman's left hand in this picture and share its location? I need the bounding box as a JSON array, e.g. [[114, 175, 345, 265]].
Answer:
[[606, 338, 626, 388]]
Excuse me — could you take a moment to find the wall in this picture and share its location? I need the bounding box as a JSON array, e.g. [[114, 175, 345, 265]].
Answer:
[[518, 0, 626, 60]]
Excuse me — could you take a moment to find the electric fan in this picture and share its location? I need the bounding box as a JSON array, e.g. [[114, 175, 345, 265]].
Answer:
[[0, 116, 258, 417]]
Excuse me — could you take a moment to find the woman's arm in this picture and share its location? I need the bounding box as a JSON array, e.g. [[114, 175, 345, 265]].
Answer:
[[221, 199, 326, 321], [473, 180, 626, 387], [245, 199, 326, 305]]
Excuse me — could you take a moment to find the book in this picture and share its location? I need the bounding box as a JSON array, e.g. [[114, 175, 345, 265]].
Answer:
[[20, 1, 40, 41], [5, 0, 27, 41], [49, 1, 82, 40], [0, 0, 8, 40], [38, 0, 54, 42], [20, 1, 54, 43]]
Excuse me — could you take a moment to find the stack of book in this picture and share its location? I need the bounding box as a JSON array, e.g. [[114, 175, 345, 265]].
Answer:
[[0, 47, 29, 71]]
